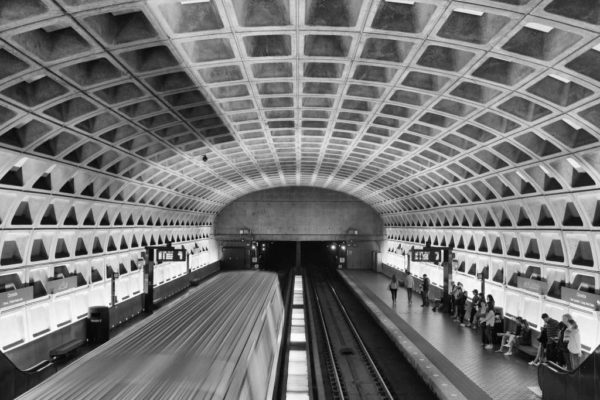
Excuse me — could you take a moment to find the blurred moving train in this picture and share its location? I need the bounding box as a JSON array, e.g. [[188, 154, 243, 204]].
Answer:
[[17, 271, 284, 400]]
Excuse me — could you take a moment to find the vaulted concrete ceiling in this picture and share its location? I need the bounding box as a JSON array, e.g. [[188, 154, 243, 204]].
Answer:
[[0, 0, 599, 219]]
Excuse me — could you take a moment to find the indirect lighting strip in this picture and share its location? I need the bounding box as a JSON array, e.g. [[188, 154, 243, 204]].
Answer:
[[286, 275, 309, 399]]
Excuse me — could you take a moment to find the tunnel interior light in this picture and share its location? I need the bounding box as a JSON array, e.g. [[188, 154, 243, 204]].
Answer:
[[330, 244, 337, 251], [567, 157, 583, 170], [525, 22, 553, 32], [181, 0, 211, 4], [563, 118, 582, 130], [455, 8, 484, 16]]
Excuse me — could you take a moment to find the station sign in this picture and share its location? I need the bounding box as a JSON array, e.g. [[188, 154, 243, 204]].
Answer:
[[561, 287, 600, 310], [0, 286, 33, 309], [154, 248, 186, 264], [46, 276, 78, 294], [517, 276, 547, 295], [411, 248, 443, 263]]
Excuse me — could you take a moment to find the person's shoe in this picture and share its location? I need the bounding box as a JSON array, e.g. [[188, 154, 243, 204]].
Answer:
[[465, 323, 471, 327], [495, 349, 503, 353], [505, 352, 512, 356], [485, 344, 494, 350], [460, 323, 466, 327], [533, 362, 540, 367], [528, 360, 537, 366]]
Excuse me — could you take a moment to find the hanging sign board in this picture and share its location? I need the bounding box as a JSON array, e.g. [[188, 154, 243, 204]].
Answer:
[[517, 277, 547, 294], [411, 249, 443, 262], [46, 276, 78, 294], [0, 286, 33, 309], [561, 287, 600, 310]]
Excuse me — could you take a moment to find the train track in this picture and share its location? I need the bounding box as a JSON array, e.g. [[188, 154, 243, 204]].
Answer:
[[309, 269, 394, 400]]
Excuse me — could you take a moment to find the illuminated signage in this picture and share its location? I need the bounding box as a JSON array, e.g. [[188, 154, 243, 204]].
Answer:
[[561, 287, 600, 310], [411, 249, 442, 262], [0, 286, 34, 309]]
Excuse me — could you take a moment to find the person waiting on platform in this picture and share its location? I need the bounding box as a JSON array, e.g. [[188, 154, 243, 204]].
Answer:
[[420, 274, 430, 307], [455, 288, 468, 325], [496, 317, 526, 354], [564, 319, 582, 370], [556, 313, 573, 368], [466, 289, 481, 328], [482, 303, 496, 350], [529, 313, 560, 366], [508, 319, 531, 356], [451, 282, 463, 319], [388, 274, 399, 305], [449, 281, 458, 314], [405, 271, 414, 305]]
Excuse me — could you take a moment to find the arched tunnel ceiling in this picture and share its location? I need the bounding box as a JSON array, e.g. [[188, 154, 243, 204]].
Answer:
[[0, 0, 600, 217]]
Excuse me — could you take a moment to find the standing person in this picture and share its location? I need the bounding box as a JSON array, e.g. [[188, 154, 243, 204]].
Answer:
[[566, 319, 582, 370], [457, 290, 468, 326], [486, 294, 495, 312], [467, 289, 480, 328], [421, 274, 430, 307], [449, 281, 457, 315], [483, 306, 495, 349], [388, 274, 399, 305], [405, 271, 414, 305], [557, 314, 573, 368], [529, 313, 558, 366], [452, 283, 463, 320], [543, 313, 561, 363]]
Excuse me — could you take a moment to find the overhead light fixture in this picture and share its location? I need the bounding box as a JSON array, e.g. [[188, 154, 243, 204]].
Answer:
[[525, 22, 553, 33], [567, 157, 583, 170], [515, 171, 528, 182], [549, 73, 570, 83], [455, 8, 483, 16], [563, 118, 582, 130], [385, 0, 415, 4], [181, 0, 210, 4]]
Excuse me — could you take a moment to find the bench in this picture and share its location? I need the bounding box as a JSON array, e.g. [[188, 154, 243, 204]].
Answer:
[[503, 317, 539, 358], [49, 338, 86, 362]]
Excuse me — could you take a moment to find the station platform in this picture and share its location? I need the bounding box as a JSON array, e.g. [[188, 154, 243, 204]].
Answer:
[[340, 270, 541, 400]]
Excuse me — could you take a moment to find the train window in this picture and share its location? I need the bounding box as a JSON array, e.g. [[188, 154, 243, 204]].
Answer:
[[572, 274, 596, 293], [458, 261, 466, 272], [0, 273, 24, 293], [119, 262, 128, 275], [481, 266, 489, 279], [28, 269, 48, 298], [130, 259, 138, 271], [52, 265, 73, 280], [468, 263, 477, 275], [525, 266, 542, 280], [106, 265, 116, 278], [492, 268, 503, 283], [545, 268, 566, 299], [91, 266, 103, 282]]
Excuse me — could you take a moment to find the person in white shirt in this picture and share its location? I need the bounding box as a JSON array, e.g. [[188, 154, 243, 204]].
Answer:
[[566, 319, 582, 370], [405, 271, 414, 305], [388, 274, 399, 305]]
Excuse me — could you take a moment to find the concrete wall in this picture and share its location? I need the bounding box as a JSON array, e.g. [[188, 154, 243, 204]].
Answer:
[[214, 187, 384, 269]]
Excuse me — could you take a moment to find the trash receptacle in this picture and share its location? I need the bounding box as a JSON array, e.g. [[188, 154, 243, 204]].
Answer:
[[87, 306, 110, 344]]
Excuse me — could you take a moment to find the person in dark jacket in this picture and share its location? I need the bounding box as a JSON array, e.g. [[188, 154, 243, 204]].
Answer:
[[456, 290, 468, 325], [421, 274, 430, 307], [556, 313, 573, 368], [466, 289, 480, 328]]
